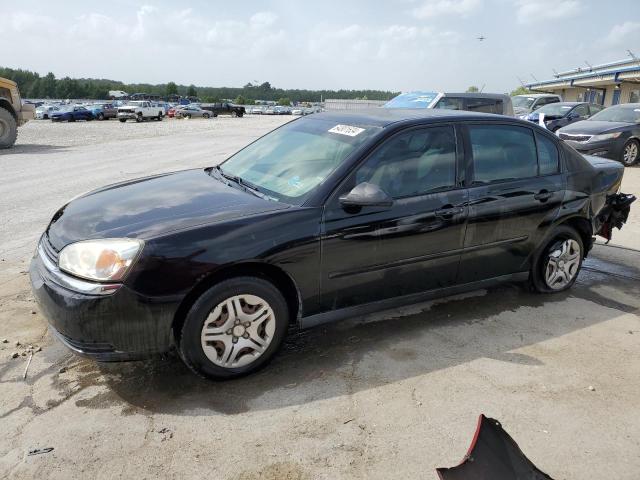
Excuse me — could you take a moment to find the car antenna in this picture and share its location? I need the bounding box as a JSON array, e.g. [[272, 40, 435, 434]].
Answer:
[[584, 60, 593, 71]]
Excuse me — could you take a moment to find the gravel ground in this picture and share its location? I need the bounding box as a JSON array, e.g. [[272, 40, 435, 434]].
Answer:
[[0, 117, 639, 480]]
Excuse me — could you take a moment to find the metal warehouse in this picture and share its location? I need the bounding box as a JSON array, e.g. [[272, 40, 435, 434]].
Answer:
[[526, 56, 640, 106]]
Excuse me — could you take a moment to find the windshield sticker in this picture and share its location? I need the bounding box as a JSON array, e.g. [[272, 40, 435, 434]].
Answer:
[[328, 124, 365, 137]]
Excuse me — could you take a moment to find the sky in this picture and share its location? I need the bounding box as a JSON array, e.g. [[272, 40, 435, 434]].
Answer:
[[1, 0, 639, 93]]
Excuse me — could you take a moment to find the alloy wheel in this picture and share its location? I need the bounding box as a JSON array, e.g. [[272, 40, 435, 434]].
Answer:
[[200, 294, 276, 368], [544, 239, 581, 290], [623, 142, 638, 166]]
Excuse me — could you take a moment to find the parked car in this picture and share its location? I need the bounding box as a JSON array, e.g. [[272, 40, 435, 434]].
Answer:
[[35, 105, 60, 120], [167, 105, 180, 118], [50, 106, 94, 122], [251, 106, 263, 114], [201, 103, 245, 117], [291, 108, 304, 115], [512, 94, 562, 117], [385, 91, 514, 116], [86, 103, 118, 120], [557, 103, 640, 166], [117, 101, 164, 122], [30, 110, 635, 380], [523, 102, 604, 132], [174, 105, 211, 119]]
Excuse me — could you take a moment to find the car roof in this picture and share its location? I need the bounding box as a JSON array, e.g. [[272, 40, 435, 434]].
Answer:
[[442, 92, 510, 100], [311, 108, 513, 128], [614, 103, 640, 109], [514, 93, 560, 98]]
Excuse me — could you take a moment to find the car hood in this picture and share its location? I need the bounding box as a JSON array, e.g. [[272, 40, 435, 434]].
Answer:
[[46, 169, 289, 250], [559, 120, 630, 135]]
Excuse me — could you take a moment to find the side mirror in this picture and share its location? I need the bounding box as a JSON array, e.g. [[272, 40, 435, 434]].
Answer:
[[339, 182, 393, 208]]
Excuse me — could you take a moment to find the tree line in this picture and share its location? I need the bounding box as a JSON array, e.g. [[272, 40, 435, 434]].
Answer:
[[1, 67, 399, 103]]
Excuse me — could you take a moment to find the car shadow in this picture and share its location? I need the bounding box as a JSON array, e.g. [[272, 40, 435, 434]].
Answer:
[[84, 259, 639, 416], [1, 144, 69, 155]]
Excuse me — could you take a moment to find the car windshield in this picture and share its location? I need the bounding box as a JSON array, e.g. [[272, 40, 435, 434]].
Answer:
[[536, 103, 574, 116], [512, 96, 536, 108], [588, 106, 640, 123], [384, 91, 439, 108], [219, 118, 381, 204]]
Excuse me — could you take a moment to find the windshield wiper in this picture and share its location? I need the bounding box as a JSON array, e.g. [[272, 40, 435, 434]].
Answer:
[[212, 166, 272, 201]]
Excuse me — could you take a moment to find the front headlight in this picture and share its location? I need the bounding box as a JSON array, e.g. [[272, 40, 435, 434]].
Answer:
[[59, 238, 144, 282], [589, 132, 622, 143]]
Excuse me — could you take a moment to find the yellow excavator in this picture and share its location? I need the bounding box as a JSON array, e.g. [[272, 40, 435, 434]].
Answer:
[[0, 77, 35, 149]]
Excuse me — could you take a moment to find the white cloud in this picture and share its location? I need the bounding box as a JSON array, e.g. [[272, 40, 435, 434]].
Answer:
[[515, 0, 581, 24], [603, 21, 640, 46], [411, 0, 482, 19]]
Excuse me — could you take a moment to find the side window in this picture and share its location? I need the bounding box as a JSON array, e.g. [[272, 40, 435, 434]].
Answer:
[[574, 104, 589, 117], [536, 133, 560, 175], [465, 98, 498, 114], [589, 104, 604, 115], [469, 125, 537, 184], [355, 126, 457, 198], [433, 97, 464, 110]]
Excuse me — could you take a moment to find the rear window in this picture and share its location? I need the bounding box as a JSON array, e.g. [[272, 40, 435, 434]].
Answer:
[[465, 98, 501, 114], [469, 125, 538, 183]]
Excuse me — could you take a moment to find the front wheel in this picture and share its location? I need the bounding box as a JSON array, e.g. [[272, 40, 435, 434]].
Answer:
[[203, 113, 210, 119], [119, 118, 126, 123], [136, 114, 143, 123], [97, 113, 104, 120], [179, 277, 289, 380], [529, 226, 583, 293], [621, 139, 639, 166], [231, 111, 238, 118]]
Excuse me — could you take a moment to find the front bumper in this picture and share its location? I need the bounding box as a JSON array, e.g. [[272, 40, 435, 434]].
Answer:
[[29, 243, 178, 361], [117, 112, 137, 119]]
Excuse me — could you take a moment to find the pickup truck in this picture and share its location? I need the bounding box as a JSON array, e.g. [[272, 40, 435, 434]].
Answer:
[[117, 101, 165, 122], [200, 102, 245, 117]]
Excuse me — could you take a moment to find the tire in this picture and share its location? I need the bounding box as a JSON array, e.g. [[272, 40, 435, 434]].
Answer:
[[136, 114, 143, 123], [621, 139, 639, 166], [43, 114, 49, 120], [0, 107, 18, 149], [97, 113, 104, 120], [179, 277, 289, 380], [203, 113, 210, 119], [529, 225, 584, 293], [231, 111, 238, 118], [185, 114, 191, 119], [119, 119, 126, 123], [157, 114, 163, 121], [213, 113, 218, 118]]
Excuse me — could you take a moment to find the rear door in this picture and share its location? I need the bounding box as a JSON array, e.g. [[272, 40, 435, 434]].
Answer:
[[320, 124, 467, 310], [458, 124, 564, 283]]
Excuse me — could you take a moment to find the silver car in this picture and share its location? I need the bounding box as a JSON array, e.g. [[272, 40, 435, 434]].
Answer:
[[174, 105, 212, 119]]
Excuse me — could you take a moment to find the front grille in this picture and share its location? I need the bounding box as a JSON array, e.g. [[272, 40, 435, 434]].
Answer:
[[559, 133, 592, 143], [41, 234, 59, 263], [118, 109, 134, 114]]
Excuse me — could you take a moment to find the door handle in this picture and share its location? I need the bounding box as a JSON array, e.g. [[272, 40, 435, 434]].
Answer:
[[435, 206, 464, 218], [534, 190, 553, 202]]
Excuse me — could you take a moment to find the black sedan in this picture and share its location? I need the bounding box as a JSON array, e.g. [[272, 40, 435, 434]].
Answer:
[[557, 103, 640, 166], [523, 102, 603, 132], [50, 106, 94, 122], [30, 109, 634, 379]]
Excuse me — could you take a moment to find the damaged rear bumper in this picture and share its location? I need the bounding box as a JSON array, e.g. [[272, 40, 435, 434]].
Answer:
[[595, 193, 636, 241]]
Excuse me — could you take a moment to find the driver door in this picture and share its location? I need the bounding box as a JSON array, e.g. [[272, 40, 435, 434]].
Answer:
[[319, 125, 468, 311]]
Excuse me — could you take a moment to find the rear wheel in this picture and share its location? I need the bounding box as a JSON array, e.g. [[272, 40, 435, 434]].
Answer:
[[529, 225, 583, 293], [179, 277, 289, 380], [231, 111, 238, 118], [97, 112, 105, 120], [136, 113, 143, 123], [621, 139, 639, 166], [0, 107, 18, 149]]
